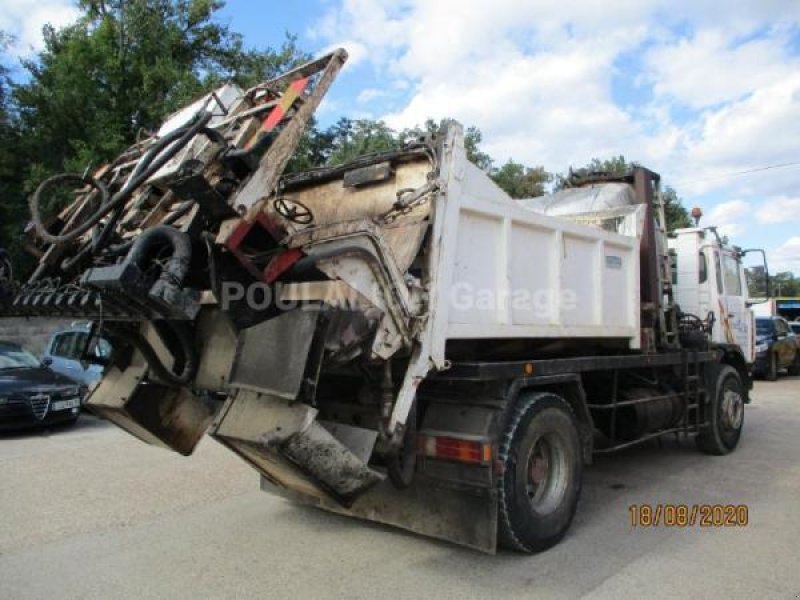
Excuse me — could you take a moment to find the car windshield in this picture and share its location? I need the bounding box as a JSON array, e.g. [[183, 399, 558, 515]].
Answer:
[[755, 319, 773, 335], [0, 344, 41, 369]]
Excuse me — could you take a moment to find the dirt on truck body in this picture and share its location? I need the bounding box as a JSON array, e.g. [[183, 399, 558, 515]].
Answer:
[[0, 49, 760, 553]]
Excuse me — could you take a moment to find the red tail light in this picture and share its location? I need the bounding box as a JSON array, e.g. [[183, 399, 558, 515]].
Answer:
[[419, 434, 492, 465]]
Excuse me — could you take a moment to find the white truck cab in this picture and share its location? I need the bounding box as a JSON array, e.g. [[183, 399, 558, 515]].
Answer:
[[669, 228, 758, 364]]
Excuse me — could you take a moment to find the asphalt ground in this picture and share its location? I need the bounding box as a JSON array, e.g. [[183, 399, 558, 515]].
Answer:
[[1, 377, 798, 599]]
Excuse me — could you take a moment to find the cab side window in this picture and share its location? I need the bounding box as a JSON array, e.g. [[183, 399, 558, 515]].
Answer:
[[51, 333, 76, 358], [698, 252, 708, 284], [51, 332, 87, 359], [714, 253, 724, 294]]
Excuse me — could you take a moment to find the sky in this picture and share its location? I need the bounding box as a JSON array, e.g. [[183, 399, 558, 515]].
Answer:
[[2, 0, 800, 274]]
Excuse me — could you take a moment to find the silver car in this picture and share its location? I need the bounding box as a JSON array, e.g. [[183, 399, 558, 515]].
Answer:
[[41, 325, 111, 386]]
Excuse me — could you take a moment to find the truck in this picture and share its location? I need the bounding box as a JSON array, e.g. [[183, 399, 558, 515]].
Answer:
[[0, 49, 766, 553]]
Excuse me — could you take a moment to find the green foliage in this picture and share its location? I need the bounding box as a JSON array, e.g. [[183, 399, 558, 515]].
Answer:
[[289, 117, 549, 201], [0, 34, 28, 265], [326, 119, 398, 166], [491, 160, 551, 198], [772, 272, 800, 297], [746, 267, 800, 298], [661, 185, 692, 230]]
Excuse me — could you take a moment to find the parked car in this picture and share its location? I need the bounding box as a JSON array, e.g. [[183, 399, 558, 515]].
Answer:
[[789, 322, 800, 350], [41, 324, 111, 386], [754, 316, 800, 380], [0, 341, 84, 430]]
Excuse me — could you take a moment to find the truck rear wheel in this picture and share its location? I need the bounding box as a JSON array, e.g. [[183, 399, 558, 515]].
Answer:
[[497, 392, 582, 553], [696, 365, 744, 455]]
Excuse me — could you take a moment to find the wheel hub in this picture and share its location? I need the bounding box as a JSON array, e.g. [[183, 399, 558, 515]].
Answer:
[[525, 433, 568, 514], [720, 389, 743, 431]]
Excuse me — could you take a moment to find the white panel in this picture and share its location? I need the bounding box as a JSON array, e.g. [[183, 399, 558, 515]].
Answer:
[[449, 210, 503, 324], [561, 235, 597, 326], [602, 242, 631, 327], [430, 152, 641, 350], [509, 222, 556, 325]]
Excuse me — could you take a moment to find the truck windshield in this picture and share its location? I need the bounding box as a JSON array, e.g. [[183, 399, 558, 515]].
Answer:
[[0, 344, 41, 369]]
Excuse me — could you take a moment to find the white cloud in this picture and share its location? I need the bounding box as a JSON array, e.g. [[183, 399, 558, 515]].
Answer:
[[704, 199, 750, 236], [706, 199, 751, 224], [319, 40, 368, 70], [757, 197, 800, 224], [677, 72, 800, 195], [356, 88, 388, 104], [770, 237, 800, 273], [644, 29, 800, 109], [0, 0, 79, 55], [313, 0, 800, 177]]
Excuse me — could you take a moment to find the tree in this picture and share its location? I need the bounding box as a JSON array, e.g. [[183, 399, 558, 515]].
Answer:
[[661, 185, 691, 230], [0, 33, 27, 263], [491, 160, 551, 198], [326, 118, 397, 166], [14, 0, 306, 173], [288, 117, 553, 201]]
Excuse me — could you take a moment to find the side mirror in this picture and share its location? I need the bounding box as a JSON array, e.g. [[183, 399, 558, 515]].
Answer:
[[742, 248, 770, 304], [41, 356, 53, 367]]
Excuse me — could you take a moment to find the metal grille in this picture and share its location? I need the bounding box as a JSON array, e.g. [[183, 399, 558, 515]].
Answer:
[[29, 394, 50, 420]]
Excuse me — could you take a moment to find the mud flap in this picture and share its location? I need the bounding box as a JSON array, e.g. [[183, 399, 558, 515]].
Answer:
[[85, 356, 219, 456], [261, 473, 499, 553]]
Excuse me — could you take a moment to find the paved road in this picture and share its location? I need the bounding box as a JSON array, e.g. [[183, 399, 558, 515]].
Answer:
[[1, 378, 799, 599]]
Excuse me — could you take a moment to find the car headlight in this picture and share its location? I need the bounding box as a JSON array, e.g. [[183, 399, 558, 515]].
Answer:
[[755, 342, 769, 353], [0, 397, 7, 406]]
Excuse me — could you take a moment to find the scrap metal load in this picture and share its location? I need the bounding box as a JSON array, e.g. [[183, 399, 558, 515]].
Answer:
[[0, 48, 751, 553]]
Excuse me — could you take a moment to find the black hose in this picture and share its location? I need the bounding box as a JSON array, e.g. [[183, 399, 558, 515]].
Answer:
[[29, 111, 215, 246], [124, 225, 192, 293], [104, 321, 197, 385], [103, 201, 195, 259]]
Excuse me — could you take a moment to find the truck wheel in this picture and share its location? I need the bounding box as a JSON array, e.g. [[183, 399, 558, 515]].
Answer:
[[766, 353, 778, 381], [696, 366, 744, 456], [497, 392, 582, 553]]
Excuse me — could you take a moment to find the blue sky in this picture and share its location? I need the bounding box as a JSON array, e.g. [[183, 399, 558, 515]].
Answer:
[[2, 0, 800, 274]]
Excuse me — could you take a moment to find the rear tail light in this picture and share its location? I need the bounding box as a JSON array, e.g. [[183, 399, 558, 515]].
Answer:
[[419, 434, 492, 465]]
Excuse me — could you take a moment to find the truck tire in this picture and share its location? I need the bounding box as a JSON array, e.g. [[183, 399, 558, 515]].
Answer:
[[497, 392, 582, 553], [766, 353, 778, 381], [696, 365, 744, 456]]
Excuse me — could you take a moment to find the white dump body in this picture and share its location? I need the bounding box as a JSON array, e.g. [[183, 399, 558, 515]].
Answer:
[[266, 124, 649, 433], [421, 128, 644, 368]]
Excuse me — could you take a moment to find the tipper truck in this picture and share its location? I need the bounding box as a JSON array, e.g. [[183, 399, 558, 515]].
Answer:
[[0, 49, 767, 553]]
